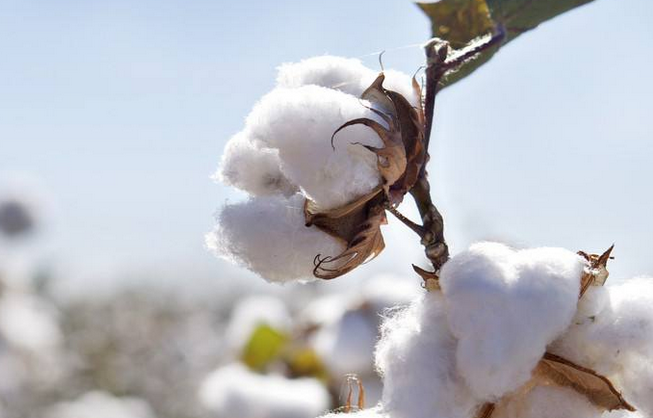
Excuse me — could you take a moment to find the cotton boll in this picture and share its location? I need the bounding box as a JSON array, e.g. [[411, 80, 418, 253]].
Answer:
[[245, 86, 384, 210], [493, 385, 601, 418], [312, 308, 378, 377], [207, 194, 344, 282], [225, 295, 292, 352], [45, 391, 156, 418], [376, 293, 481, 418], [218, 131, 297, 197], [276, 55, 376, 97], [618, 355, 653, 416], [439, 242, 584, 400], [198, 363, 330, 418]]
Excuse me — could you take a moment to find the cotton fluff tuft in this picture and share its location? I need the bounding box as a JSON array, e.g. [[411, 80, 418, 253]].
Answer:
[[198, 363, 329, 418], [549, 278, 653, 415], [206, 194, 343, 282], [245, 85, 384, 210], [276, 55, 419, 107], [217, 131, 297, 197], [44, 391, 156, 418], [375, 293, 481, 418], [439, 242, 584, 400]]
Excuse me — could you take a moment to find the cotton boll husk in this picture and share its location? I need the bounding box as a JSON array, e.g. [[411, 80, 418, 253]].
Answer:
[[375, 293, 481, 418], [206, 194, 344, 282], [198, 363, 330, 418], [439, 242, 584, 400], [245, 86, 384, 210], [45, 391, 156, 418], [225, 295, 292, 352], [312, 308, 378, 377], [217, 131, 297, 197], [492, 385, 601, 418]]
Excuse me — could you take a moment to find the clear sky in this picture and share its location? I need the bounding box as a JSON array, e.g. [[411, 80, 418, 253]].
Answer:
[[1, 0, 651, 289]]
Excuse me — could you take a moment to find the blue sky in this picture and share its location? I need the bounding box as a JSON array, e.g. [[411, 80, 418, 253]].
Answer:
[[1, 0, 651, 287]]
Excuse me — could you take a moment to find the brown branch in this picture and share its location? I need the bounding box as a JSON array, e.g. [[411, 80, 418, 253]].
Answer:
[[410, 28, 506, 278]]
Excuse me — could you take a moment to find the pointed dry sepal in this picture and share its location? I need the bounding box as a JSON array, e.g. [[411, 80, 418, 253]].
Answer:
[[332, 73, 427, 207], [412, 264, 441, 291], [577, 245, 614, 298], [342, 374, 366, 413]]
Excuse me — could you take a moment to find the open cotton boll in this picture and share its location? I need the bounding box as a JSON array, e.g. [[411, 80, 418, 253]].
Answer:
[[312, 308, 378, 377], [245, 86, 384, 210], [45, 391, 156, 418], [207, 194, 344, 282], [617, 355, 653, 416], [218, 131, 297, 197], [439, 242, 584, 400], [199, 363, 330, 418], [225, 295, 291, 352], [375, 293, 481, 418], [492, 385, 601, 418]]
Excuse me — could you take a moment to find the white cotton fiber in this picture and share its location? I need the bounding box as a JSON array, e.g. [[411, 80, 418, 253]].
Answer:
[[375, 293, 482, 418], [198, 363, 329, 418], [551, 278, 653, 375], [245, 85, 384, 210], [207, 193, 344, 282], [217, 131, 297, 197], [225, 295, 291, 352], [319, 406, 387, 418], [0, 292, 62, 352], [45, 391, 156, 418], [493, 385, 601, 418], [439, 242, 584, 400], [276, 55, 376, 97], [276, 56, 420, 107], [313, 308, 378, 377]]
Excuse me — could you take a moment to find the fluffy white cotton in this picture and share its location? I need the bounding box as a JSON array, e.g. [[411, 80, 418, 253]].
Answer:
[[0, 292, 62, 352], [225, 294, 292, 352], [549, 278, 653, 415], [198, 363, 330, 418], [206, 194, 344, 282], [246, 85, 384, 210], [493, 385, 601, 418], [439, 242, 584, 400], [45, 391, 156, 418], [313, 308, 378, 377], [552, 278, 653, 374], [319, 406, 387, 418], [375, 293, 481, 418], [217, 131, 297, 197], [276, 55, 420, 107]]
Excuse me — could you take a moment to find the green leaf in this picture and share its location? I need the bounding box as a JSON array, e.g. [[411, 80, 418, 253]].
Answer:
[[240, 324, 289, 371], [417, 0, 595, 85]]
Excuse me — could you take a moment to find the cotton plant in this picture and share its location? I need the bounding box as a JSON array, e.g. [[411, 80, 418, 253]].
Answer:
[[208, 1, 651, 418]]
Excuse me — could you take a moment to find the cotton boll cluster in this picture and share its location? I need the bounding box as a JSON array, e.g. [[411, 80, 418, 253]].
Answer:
[[209, 56, 418, 282], [45, 391, 156, 418], [199, 363, 330, 418], [346, 242, 653, 418]]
